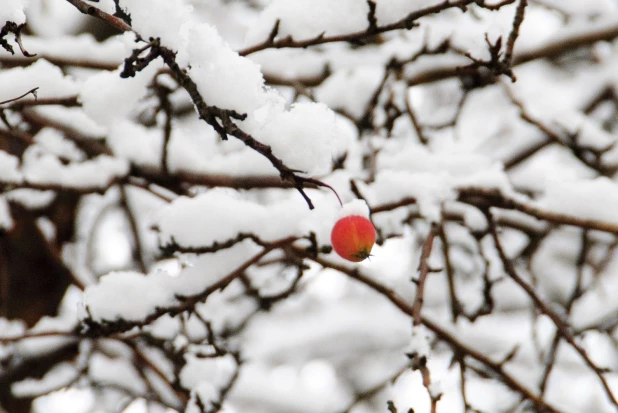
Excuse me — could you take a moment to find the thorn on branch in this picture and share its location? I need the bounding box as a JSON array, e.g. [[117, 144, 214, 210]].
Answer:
[[499, 344, 520, 366], [367, 1, 378, 33], [267, 19, 280, 43]]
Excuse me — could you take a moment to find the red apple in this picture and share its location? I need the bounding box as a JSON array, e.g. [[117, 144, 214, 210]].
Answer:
[[330, 215, 376, 262]]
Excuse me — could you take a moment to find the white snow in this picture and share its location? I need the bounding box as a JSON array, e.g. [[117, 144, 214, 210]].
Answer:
[[5, 189, 56, 210], [15, 319, 77, 359], [83, 241, 263, 323], [1, 0, 26, 25], [31, 388, 95, 413], [80, 62, 161, 127], [245, 0, 369, 44], [187, 23, 273, 114], [374, 0, 444, 27], [246, 102, 351, 176], [34, 128, 86, 162], [83, 270, 178, 323], [179, 353, 236, 390], [21, 145, 129, 189], [0, 196, 12, 230], [121, 0, 193, 53], [31, 106, 107, 139], [24, 0, 86, 38], [338, 199, 370, 219], [107, 120, 164, 168], [12, 362, 79, 397], [156, 189, 320, 248], [408, 324, 431, 359], [365, 144, 513, 221], [89, 352, 147, 395], [315, 67, 385, 119], [536, 177, 618, 226], [0, 150, 23, 183]]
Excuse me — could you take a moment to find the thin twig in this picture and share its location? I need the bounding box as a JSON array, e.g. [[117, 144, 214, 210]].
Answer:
[[412, 226, 437, 326], [0, 87, 38, 106], [488, 214, 618, 409], [502, 0, 528, 71], [239, 0, 516, 56]]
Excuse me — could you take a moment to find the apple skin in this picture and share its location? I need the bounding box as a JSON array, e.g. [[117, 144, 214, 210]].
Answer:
[[330, 215, 376, 262]]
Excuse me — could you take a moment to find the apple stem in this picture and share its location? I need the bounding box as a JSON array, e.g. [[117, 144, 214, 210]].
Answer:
[[304, 177, 343, 206]]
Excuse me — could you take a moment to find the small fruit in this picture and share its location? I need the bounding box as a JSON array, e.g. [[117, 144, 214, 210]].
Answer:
[[330, 215, 376, 262]]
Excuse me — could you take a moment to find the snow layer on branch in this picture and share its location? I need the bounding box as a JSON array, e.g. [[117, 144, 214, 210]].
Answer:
[[338, 199, 370, 219], [157, 188, 346, 252], [83, 271, 177, 323], [370, 170, 454, 222], [15, 319, 77, 359], [180, 354, 236, 390], [509, 145, 597, 193], [33, 106, 107, 139], [0, 150, 23, 183], [21, 146, 129, 189], [31, 388, 95, 413], [167, 241, 262, 296], [82, 241, 262, 323], [246, 102, 349, 176], [187, 23, 273, 114], [14, 287, 81, 359], [122, 0, 193, 52], [0, 196, 12, 230], [5, 189, 56, 210], [368, 145, 510, 221], [0, 59, 79, 103], [245, 0, 369, 44], [12, 363, 79, 397], [407, 325, 431, 358], [34, 128, 85, 162], [1, 0, 26, 25], [157, 190, 307, 247], [535, 177, 618, 226], [89, 353, 148, 395]]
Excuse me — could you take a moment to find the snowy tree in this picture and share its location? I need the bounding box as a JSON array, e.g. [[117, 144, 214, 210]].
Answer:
[[2, 0, 618, 412]]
